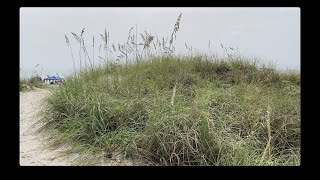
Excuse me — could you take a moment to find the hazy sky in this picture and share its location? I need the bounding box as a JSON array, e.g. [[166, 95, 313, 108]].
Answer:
[[20, 7, 300, 77]]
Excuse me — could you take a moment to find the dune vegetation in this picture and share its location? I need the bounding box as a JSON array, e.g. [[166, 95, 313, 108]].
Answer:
[[19, 67, 47, 92], [37, 13, 300, 166]]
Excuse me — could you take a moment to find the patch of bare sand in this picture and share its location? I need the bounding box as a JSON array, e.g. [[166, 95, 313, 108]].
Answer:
[[20, 88, 71, 165]]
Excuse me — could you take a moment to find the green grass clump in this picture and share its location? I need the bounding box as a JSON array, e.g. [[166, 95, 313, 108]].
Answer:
[[38, 57, 300, 166], [20, 81, 28, 92]]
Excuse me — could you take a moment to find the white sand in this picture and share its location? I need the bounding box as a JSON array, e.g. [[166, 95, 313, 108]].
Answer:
[[19, 88, 71, 166], [19, 87, 140, 166]]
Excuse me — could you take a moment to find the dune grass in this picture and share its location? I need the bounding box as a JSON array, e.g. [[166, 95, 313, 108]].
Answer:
[[20, 65, 49, 91], [20, 75, 47, 91], [37, 56, 300, 165], [36, 14, 300, 166]]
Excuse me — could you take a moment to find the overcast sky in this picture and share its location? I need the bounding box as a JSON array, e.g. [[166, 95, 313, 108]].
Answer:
[[20, 7, 300, 77]]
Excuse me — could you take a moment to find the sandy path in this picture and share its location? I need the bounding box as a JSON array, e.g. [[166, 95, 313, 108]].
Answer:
[[19, 87, 71, 166], [19, 87, 139, 166]]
